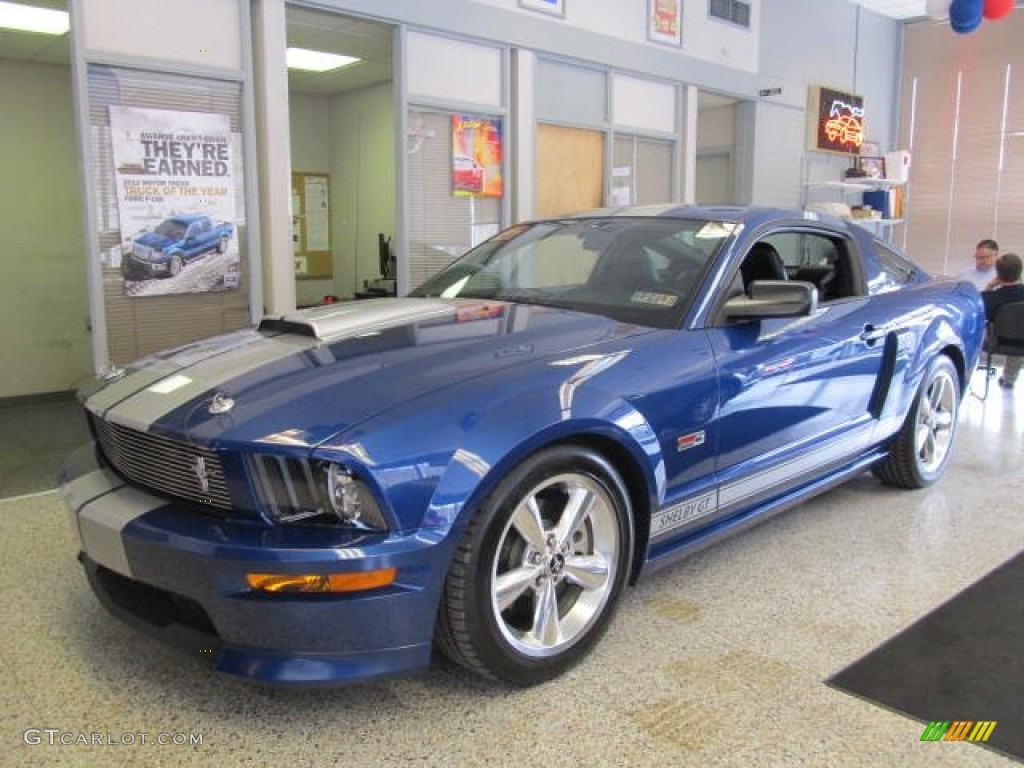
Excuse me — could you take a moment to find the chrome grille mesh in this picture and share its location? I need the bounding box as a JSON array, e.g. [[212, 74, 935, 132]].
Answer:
[[90, 415, 233, 510]]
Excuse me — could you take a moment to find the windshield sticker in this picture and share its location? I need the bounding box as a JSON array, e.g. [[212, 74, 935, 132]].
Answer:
[[695, 221, 738, 239], [631, 291, 679, 307]]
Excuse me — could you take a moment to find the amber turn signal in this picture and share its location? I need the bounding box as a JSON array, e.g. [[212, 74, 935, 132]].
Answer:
[[246, 569, 396, 593]]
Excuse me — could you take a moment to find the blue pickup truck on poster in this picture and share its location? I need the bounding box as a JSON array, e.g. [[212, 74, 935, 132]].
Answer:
[[122, 213, 234, 280]]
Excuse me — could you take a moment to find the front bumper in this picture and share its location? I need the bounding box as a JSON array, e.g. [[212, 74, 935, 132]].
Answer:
[[122, 252, 169, 278], [60, 443, 450, 686]]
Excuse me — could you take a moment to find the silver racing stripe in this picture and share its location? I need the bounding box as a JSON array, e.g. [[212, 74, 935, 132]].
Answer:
[[92, 298, 459, 432], [96, 333, 318, 432], [78, 486, 168, 578], [85, 327, 269, 415], [718, 421, 873, 509], [651, 422, 874, 540]]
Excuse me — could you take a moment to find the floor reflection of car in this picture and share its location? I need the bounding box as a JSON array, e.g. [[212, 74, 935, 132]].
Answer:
[[824, 114, 864, 148], [453, 154, 485, 193], [62, 205, 985, 689]]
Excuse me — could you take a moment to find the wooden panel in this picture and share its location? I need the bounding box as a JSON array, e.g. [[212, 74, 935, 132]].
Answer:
[[536, 124, 604, 218]]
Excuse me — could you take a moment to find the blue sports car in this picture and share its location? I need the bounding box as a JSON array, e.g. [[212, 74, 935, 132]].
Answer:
[[61, 206, 985, 686]]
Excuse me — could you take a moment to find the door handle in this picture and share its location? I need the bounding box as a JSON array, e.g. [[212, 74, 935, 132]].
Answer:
[[859, 324, 888, 344]]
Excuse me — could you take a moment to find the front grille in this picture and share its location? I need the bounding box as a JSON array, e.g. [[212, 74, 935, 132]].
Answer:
[[90, 415, 233, 510]]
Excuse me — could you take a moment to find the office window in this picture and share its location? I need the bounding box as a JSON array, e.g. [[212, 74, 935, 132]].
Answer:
[[709, 0, 751, 28], [407, 110, 502, 288]]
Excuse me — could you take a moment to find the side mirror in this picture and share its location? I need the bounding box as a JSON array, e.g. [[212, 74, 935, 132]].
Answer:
[[722, 280, 818, 320]]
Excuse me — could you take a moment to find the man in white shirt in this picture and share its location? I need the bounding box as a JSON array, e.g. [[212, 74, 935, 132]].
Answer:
[[961, 239, 999, 290]]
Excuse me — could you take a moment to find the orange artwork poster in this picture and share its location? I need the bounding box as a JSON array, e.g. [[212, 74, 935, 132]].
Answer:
[[451, 115, 504, 199]]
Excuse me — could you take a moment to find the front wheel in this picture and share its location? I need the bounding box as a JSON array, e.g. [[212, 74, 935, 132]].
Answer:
[[168, 254, 184, 277], [436, 445, 633, 685], [873, 355, 960, 488]]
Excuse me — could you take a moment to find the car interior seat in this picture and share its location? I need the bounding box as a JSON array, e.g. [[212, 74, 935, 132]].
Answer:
[[740, 242, 787, 295]]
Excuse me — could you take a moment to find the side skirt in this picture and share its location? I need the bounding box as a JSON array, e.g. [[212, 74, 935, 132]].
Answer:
[[640, 448, 888, 577]]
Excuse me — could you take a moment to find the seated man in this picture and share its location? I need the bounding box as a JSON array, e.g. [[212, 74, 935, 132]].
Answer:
[[981, 252, 1024, 389]]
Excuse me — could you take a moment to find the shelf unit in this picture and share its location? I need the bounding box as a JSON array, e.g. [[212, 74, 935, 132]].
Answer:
[[804, 178, 905, 239]]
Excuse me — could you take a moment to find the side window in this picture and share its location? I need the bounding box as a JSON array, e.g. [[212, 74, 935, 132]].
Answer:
[[755, 231, 860, 302], [872, 241, 918, 293]]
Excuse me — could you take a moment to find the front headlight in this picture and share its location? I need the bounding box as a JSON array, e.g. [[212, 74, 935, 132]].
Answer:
[[248, 454, 388, 531]]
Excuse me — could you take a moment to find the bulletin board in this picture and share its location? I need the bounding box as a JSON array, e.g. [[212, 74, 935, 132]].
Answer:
[[291, 172, 332, 279]]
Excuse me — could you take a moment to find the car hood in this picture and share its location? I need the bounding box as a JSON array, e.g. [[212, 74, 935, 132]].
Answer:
[[83, 298, 651, 449], [134, 231, 176, 249]]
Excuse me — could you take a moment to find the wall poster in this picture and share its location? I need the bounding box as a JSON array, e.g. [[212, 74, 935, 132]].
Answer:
[[451, 115, 504, 198], [110, 106, 240, 296], [647, 0, 682, 47]]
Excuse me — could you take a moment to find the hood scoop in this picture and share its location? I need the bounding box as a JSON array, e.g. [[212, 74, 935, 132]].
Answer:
[[259, 298, 456, 341]]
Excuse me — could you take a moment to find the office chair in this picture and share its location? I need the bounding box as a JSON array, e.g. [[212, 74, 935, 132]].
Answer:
[[974, 300, 1024, 400]]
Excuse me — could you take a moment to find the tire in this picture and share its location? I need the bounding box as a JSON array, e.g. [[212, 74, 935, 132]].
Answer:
[[169, 254, 183, 277], [435, 444, 633, 685], [873, 355, 960, 489], [217, 236, 228, 254]]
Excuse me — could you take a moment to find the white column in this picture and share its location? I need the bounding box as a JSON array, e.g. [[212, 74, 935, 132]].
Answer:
[[251, 0, 295, 314], [681, 85, 699, 204]]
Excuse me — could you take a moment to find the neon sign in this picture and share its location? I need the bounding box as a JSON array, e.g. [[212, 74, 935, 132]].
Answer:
[[810, 86, 865, 154]]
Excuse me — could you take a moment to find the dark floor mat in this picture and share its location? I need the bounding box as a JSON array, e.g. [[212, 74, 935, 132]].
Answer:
[[827, 550, 1024, 762]]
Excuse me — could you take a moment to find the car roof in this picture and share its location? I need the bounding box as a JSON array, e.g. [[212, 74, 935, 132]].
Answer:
[[168, 213, 208, 223], [559, 204, 850, 231]]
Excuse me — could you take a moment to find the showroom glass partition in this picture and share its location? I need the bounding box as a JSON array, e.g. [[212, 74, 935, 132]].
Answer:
[[612, 136, 673, 206], [403, 30, 508, 291], [406, 110, 504, 288]]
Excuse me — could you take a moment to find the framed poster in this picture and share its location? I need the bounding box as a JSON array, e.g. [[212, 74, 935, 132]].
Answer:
[[647, 0, 682, 46], [452, 115, 504, 198], [518, 0, 564, 17], [808, 85, 865, 155], [857, 156, 886, 180], [110, 106, 240, 296]]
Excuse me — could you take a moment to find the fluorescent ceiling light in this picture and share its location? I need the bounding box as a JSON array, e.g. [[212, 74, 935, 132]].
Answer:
[[286, 47, 360, 72], [0, 1, 69, 35]]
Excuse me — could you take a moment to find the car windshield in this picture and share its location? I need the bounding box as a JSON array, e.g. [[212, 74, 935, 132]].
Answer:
[[410, 217, 734, 328], [154, 220, 187, 239]]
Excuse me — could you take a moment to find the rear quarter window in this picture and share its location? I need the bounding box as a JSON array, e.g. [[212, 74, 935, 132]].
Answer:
[[870, 241, 918, 294]]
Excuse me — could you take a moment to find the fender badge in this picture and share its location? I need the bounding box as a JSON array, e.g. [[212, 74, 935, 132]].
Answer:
[[209, 393, 235, 414], [677, 431, 706, 452]]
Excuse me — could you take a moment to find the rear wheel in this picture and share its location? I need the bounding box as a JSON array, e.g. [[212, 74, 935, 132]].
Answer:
[[436, 445, 632, 685], [217, 236, 228, 253], [873, 355, 960, 488]]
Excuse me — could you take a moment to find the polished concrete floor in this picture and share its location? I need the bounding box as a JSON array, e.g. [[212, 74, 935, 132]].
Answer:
[[1, 372, 1022, 767]]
